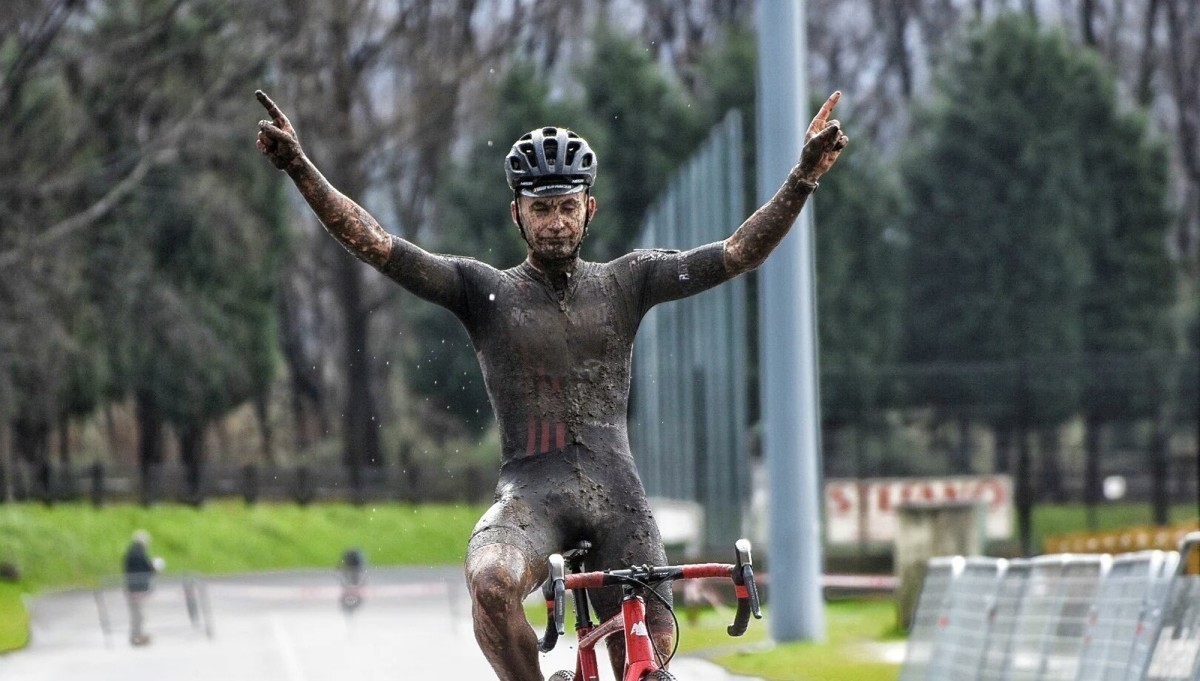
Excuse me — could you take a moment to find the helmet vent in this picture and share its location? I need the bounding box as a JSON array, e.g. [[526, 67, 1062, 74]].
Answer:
[[580, 152, 594, 168], [543, 139, 558, 164], [518, 142, 537, 166], [565, 141, 581, 165]]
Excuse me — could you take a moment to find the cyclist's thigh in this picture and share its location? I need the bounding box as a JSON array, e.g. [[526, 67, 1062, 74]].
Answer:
[[467, 492, 563, 591]]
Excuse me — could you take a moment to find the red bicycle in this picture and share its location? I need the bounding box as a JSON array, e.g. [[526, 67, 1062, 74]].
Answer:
[[537, 539, 762, 681]]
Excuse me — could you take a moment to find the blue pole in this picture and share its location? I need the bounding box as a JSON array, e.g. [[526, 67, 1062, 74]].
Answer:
[[756, 0, 826, 642]]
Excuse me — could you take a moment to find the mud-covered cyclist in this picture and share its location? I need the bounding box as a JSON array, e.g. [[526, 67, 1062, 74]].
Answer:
[[255, 89, 848, 681]]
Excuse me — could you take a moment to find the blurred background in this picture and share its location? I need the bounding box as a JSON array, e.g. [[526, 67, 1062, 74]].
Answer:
[[1, 0, 1200, 675]]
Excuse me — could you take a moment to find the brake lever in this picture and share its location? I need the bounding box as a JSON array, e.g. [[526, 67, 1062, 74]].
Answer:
[[735, 539, 762, 619], [538, 554, 566, 652]]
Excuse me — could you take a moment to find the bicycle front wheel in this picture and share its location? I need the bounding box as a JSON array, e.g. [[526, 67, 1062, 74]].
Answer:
[[641, 670, 676, 681], [547, 671, 575, 681]]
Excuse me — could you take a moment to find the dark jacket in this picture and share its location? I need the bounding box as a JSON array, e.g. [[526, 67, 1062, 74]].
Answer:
[[123, 542, 155, 593]]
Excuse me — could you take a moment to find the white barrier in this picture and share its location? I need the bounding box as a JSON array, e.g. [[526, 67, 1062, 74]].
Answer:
[[899, 556, 964, 681], [900, 531, 1200, 681], [1075, 550, 1179, 681], [1143, 533, 1200, 681]]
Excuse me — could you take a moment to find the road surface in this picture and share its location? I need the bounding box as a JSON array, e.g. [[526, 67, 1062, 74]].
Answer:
[[0, 567, 764, 681]]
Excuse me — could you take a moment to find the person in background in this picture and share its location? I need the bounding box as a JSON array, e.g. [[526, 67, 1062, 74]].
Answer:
[[338, 548, 367, 615], [123, 529, 165, 646]]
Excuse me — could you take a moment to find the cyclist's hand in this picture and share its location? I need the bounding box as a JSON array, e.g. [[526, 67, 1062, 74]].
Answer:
[[255, 90, 304, 171], [797, 91, 849, 184]]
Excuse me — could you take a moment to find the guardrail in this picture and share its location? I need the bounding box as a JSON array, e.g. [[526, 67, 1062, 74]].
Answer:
[[901, 531, 1200, 680], [93, 574, 214, 646]]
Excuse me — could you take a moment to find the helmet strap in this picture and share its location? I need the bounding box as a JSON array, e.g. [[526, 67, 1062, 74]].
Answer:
[[513, 191, 529, 242], [580, 190, 591, 242]]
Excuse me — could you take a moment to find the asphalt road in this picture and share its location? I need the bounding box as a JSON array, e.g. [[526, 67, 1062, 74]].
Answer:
[[0, 567, 764, 681]]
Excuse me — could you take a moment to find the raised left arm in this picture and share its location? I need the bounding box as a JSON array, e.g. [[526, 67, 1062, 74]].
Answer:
[[723, 91, 849, 276]]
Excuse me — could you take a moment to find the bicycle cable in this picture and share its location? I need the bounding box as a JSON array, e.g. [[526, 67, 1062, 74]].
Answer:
[[621, 574, 681, 669]]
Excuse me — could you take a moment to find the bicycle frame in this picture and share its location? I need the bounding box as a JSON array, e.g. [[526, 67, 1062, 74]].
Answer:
[[539, 539, 761, 681], [569, 580, 658, 681]]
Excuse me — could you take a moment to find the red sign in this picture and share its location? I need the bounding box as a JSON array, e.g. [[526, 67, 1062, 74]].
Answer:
[[824, 475, 1013, 544]]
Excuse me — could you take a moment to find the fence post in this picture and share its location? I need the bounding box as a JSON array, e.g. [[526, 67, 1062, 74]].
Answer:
[[89, 462, 105, 507], [295, 466, 314, 506], [241, 464, 258, 505]]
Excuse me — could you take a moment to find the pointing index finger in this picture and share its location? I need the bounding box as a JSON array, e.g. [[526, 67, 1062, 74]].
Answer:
[[255, 89, 285, 124], [806, 91, 841, 138]]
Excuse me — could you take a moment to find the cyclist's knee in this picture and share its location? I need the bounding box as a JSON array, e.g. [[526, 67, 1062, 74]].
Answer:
[[466, 545, 530, 613]]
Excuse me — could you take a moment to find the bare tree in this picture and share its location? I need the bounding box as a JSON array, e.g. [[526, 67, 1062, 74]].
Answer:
[[1162, 0, 1200, 269]]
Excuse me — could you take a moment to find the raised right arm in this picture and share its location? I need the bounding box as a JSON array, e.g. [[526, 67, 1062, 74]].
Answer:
[[255, 90, 392, 269]]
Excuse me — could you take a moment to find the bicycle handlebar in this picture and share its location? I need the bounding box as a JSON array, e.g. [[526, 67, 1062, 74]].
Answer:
[[537, 539, 761, 652]]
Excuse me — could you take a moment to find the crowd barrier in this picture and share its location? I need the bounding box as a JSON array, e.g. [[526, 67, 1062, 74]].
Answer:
[[901, 532, 1200, 680], [93, 574, 214, 645]]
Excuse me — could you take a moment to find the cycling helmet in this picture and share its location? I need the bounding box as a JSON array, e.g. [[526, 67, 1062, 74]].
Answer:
[[505, 127, 597, 197]]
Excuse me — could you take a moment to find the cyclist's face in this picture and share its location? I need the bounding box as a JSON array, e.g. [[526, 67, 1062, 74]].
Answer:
[[512, 193, 595, 259]]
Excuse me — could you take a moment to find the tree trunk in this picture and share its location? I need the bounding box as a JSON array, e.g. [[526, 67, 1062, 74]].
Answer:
[[1038, 427, 1065, 503], [1084, 411, 1102, 530], [1080, 0, 1097, 46], [255, 391, 274, 465], [1015, 361, 1033, 556], [58, 413, 71, 466], [135, 391, 164, 506], [1163, 0, 1200, 265], [1136, 0, 1162, 105], [1149, 410, 1171, 526], [1015, 424, 1033, 556], [14, 418, 52, 504], [993, 426, 1012, 474], [337, 253, 382, 473], [179, 423, 205, 506], [954, 414, 972, 474], [57, 413, 77, 501], [278, 279, 327, 454], [0, 421, 10, 502]]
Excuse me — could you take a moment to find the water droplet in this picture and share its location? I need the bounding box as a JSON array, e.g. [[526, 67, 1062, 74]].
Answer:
[[488, 293, 496, 301]]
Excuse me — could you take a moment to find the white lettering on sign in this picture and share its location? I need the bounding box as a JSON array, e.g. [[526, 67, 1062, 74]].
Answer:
[[824, 475, 1013, 544]]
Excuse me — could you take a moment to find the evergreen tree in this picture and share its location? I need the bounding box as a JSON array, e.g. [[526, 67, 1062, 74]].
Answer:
[[902, 15, 1095, 438], [578, 28, 708, 260], [73, 0, 283, 501], [816, 144, 908, 476], [1076, 91, 1177, 526], [901, 13, 1180, 544]]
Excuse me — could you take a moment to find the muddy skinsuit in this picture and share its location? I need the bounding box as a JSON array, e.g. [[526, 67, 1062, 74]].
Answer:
[[382, 237, 733, 626]]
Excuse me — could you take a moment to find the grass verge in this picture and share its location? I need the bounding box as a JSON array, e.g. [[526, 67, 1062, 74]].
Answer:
[[0, 500, 486, 652], [704, 600, 902, 681]]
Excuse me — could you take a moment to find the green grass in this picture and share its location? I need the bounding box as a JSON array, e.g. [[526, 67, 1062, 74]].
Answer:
[[0, 501, 486, 652], [705, 600, 902, 681]]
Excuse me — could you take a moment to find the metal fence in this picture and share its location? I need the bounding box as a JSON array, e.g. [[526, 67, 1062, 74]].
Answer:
[[630, 111, 750, 552], [92, 574, 214, 646], [0, 460, 494, 506], [900, 556, 964, 681], [1144, 534, 1200, 681], [979, 559, 1033, 681], [901, 532, 1200, 681]]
